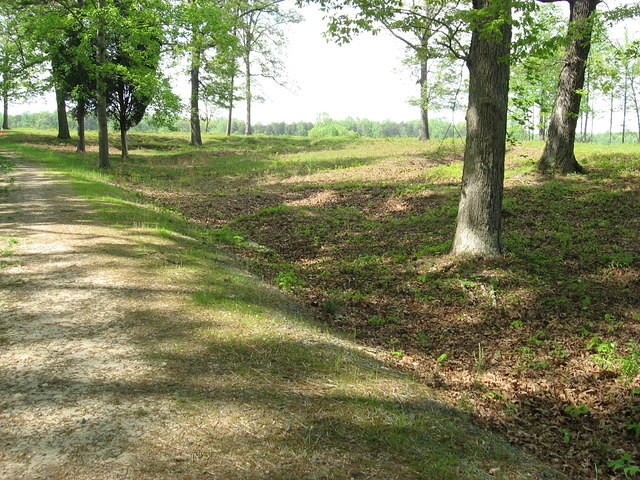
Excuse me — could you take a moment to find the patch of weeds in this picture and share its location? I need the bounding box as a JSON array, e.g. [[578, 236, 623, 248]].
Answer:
[[558, 428, 572, 444], [518, 346, 550, 371], [482, 390, 505, 401], [368, 316, 387, 327], [275, 269, 301, 291], [609, 453, 640, 477], [510, 320, 523, 329], [627, 424, 640, 437], [418, 240, 452, 256], [415, 331, 430, 346], [527, 330, 547, 346], [473, 344, 487, 372], [504, 402, 519, 415], [564, 404, 590, 418], [589, 337, 640, 380], [322, 297, 340, 315]]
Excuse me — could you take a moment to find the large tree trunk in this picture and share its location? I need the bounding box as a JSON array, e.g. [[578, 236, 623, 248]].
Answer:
[[56, 87, 71, 140], [190, 44, 202, 146], [76, 100, 86, 153], [96, 2, 110, 169], [537, 0, 598, 174], [244, 52, 252, 136], [451, 0, 511, 258], [418, 57, 430, 141], [2, 92, 8, 130]]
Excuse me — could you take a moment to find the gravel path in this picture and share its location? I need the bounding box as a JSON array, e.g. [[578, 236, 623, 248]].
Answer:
[[0, 156, 185, 479]]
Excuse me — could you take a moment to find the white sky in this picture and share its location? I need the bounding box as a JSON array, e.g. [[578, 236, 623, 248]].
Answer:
[[10, 2, 638, 131]]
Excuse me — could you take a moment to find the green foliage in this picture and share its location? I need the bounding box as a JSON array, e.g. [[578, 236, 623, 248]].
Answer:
[[308, 116, 359, 138], [564, 404, 590, 418], [275, 269, 301, 291], [609, 453, 640, 477]]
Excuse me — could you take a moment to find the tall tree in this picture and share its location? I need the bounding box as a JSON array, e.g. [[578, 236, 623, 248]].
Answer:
[[178, 0, 237, 146], [450, 0, 511, 257], [236, 1, 300, 135], [537, 0, 600, 173]]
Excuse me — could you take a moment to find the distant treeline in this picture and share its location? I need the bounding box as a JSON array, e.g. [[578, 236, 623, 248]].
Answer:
[[7, 112, 467, 139], [6, 111, 638, 143]]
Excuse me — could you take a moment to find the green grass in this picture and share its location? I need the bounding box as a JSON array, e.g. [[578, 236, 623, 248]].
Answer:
[[0, 130, 564, 479]]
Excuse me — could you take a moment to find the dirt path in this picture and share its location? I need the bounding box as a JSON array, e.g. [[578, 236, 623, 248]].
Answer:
[[0, 156, 191, 479]]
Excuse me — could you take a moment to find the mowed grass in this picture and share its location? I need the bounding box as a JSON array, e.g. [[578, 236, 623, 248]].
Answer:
[[0, 130, 564, 479], [3, 128, 640, 478]]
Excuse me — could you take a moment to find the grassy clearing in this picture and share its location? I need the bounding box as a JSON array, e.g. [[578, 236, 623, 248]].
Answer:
[[0, 133, 563, 479], [3, 129, 639, 478]]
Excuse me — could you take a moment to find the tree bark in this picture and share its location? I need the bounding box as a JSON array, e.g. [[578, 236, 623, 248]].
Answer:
[[120, 122, 128, 159], [56, 87, 71, 140], [76, 100, 86, 153], [244, 51, 252, 136], [609, 88, 614, 144], [451, 0, 511, 258], [227, 74, 235, 136], [2, 92, 8, 130], [190, 44, 202, 146], [622, 65, 628, 144], [537, 0, 598, 174], [418, 57, 430, 140], [96, 0, 110, 169], [630, 74, 640, 143]]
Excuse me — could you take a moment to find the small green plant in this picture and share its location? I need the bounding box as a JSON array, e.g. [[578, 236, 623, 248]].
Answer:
[[368, 316, 386, 327], [608, 453, 640, 477], [558, 428, 571, 443], [564, 404, 590, 418], [323, 298, 339, 315], [527, 330, 547, 346], [391, 349, 405, 358], [482, 390, 505, 401], [436, 353, 448, 367], [473, 343, 487, 372], [510, 320, 523, 329], [415, 331, 430, 346], [627, 424, 640, 437], [275, 270, 301, 291]]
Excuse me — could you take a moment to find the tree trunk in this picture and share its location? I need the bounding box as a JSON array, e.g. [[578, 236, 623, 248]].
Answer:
[[630, 75, 640, 143], [227, 74, 235, 136], [537, 0, 598, 174], [120, 123, 128, 159], [244, 52, 253, 136], [622, 65, 628, 144], [451, 0, 511, 258], [580, 69, 589, 142], [76, 100, 86, 153], [96, 0, 110, 169], [190, 44, 202, 146], [56, 87, 71, 140], [418, 57, 430, 140], [2, 92, 8, 130], [609, 88, 614, 144]]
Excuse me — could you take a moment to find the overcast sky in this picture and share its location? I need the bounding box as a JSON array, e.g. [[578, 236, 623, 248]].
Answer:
[[10, 1, 637, 130]]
